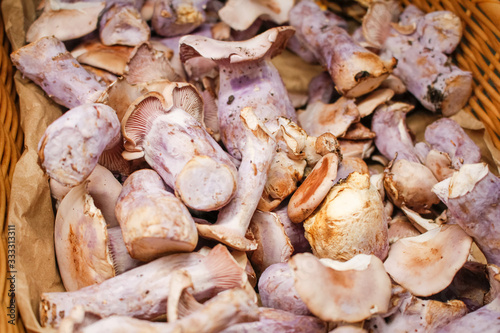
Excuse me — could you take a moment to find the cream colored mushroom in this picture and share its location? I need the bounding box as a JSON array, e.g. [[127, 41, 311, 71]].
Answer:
[[99, 4, 150, 46], [289, 253, 392, 322], [218, 0, 294, 31], [384, 225, 473, 297], [303, 172, 389, 261], [26, 0, 105, 43]]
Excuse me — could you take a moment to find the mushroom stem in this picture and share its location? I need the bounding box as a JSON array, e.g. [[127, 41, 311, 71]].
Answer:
[[11, 36, 106, 109], [40, 244, 247, 328], [289, 0, 395, 98], [196, 108, 277, 251]]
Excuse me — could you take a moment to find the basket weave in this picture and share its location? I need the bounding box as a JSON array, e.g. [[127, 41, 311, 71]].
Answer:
[[0, 0, 499, 332], [402, 0, 500, 149], [0, 11, 24, 333]]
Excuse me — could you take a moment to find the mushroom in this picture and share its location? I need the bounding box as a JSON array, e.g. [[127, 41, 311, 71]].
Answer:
[[54, 181, 140, 292], [356, 88, 395, 117], [247, 211, 294, 274], [59, 288, 259, 333], [384, 225, 473, 297], [123, 42, 179, 84], [218, 0, 294, 31], [289, 253, 392, 322], [424, 118, 481, 169], [303, 172, 389, 262], [11, 36, 106, 109], [115, 169, 198, 261], [258, 262, 310, 316], [383, 158, 440, 214], [180, 27, 296, 250], [220, 307, 327, 333], [38, 103, 121, 187], [339, 139, 375, 160], [288, 153, 341, 223], [366, 296, 468, 332], [99, 3, 150, 46], [289, 0, 395, 98], [438, 298, 500, 333], [26, 0, 106, 43], [432, 163, 500, 266], [371, 101, 419, 163], [71, 39, 134, 76], [363, 2, 472, 116], [274, 203, 311, 254], [387, 214, 421, 244], [424, 149, 456, 181], [121, 91, 238, 212], [40, 244, 247, 327], [152, 0, 209, 37]]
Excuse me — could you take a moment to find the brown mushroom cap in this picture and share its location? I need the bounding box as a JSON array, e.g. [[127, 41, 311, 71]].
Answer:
[[288, 153, 341, 223], [289, 253, 392, 322], [384, 225, 473, 297]]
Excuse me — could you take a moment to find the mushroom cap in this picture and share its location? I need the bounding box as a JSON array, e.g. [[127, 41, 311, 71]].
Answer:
[[55, 182, 115, 291], [38, 103, 121, 187], [288, 153, 340, 223], [258, 262, 310, 316], [384, 225, 473, 297], [289, 253, 392, 322], [218, 0, 294, 31], [27, 1, 106, 43], [304, 172, 389, 261], [72, 39, 134, 76], [384, 158, 440, 214], [99, 4, 150, 46], [248, 211, 294, 274], [179, 25, 295, 65]]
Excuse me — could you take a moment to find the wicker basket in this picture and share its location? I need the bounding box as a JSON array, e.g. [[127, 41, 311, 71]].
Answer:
[[1, 0, 499, 332], [0, 11, 25, 333]]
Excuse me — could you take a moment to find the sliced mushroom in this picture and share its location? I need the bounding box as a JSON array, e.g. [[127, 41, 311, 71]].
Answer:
[[356, 88, 395, 117], [55, 182, 139, 292], [99, 3, 150, 46], [38, 103, 121, 187], [40, 244, 246, 327], [303, 172, 389, 261], [121, 91, 237, 211], [11, 36, 106, 109], [72, 39, 134, 76], [115, 169, 198, 261], [384, 225, 473, 297], [289, 253, 392, 322], [26, 0, 106, 43]]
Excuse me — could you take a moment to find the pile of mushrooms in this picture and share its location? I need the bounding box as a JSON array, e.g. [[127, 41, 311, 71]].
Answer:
[[11, 0, 500, 331]]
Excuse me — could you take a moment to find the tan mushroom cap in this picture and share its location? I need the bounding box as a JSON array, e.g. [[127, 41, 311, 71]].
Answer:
[[27, 1, 105, 43], [99, 4, 150, 47], [288, 153, 340, 223], [356, 88, 395, 118], [72, 39, 134, 76], [384, 224, 473, 297], [303, 172, 389, 261], [218, 0, 294, 31], [54, 182, 115, 292], [289, 253, 392, 322]]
